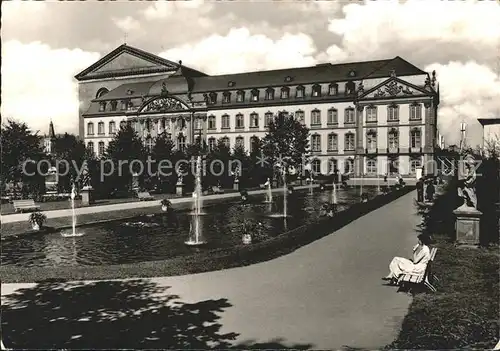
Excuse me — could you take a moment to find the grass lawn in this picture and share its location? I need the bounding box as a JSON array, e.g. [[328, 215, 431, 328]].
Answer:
[[387, 182, 499, 349]]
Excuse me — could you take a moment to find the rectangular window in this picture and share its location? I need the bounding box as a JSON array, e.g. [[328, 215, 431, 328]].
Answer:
[[208, 138, 216, 151], [98, 122, 105, 135], [235, 137, 244, 148], [366, 107, 377, 122], [98, 142, 105, 157], [250, 114, 259, 128], [311, 110, 321, 125], [235, 114, 244, 129], [328, 134, 338, 151], [410, 104, 422, 120], [329, 84, 338, 96], [109, 122, 116, 134], [327, 109, 338, 124], [221, 115, 230, 129], [367, 133, 377, 150], [345, 134, 355, 151], [223, 93, 231, 103], [296, 88, 304, 98], [281, 89, 289, 99], [265, 113, 273, 127], [208, 116, 216, 129], [366, 159, 377, 174], [87, 123, 94, 135], [236, 92, 244, 102], [311, 135, 321, 152], [410, 158, 421, 174], [388, 132, 399, 149], [265, 89, 274, 100], [411, 131, 421, 148], [345, 109, 355, 124], [388, 105, 399, 121]]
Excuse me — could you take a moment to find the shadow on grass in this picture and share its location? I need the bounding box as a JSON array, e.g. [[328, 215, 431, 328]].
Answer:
[[1, 278, 312, 349]]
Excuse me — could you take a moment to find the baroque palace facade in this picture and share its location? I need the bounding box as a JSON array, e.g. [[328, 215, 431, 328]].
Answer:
[[76, 44, 440, 176]]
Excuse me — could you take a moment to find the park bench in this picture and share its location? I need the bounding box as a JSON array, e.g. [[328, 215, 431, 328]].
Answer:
[[398, 247, 438, 293], [137, 192, 154, 201], [13, 199, 40, 213]]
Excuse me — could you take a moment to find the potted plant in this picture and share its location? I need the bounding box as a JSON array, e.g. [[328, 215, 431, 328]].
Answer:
[[160, 199, 172, 212], [29, 211, 47, 231]]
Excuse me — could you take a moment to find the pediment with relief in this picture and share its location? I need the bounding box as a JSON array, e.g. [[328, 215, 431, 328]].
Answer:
[[139, 97, 189, 113], [359, 78, 430, 100], [75, 44, 178, 80]]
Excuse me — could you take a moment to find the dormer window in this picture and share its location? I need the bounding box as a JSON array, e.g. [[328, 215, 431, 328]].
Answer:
[[127, 101, 134, 111], [236, 90, 245, 102], [209, 92, 217, 104], [265, 88, 275, 100], [228, 81, 235, 87], [99, 102, 106, 112], [281, 87, 290, 99], [348, 70, 356, 77], [329, 83, 338, 96], [296, 85, 305, 98], [312, 84, 321, 97], [126, 89, 133, 95], [251, 89, 259, 102], [223, 91, 231, 103], [121, 100, 128, 110], [285, 76, 293, 82], [110, 101, 118, 111]]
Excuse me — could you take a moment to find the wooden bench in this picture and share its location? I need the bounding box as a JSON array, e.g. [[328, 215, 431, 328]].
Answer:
[[137, 192, 154, 201], [13, 199, 40, 213], [398, 247, 438, 293]]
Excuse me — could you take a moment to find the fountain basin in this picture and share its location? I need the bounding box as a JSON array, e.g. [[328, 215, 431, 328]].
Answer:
[[267, 213, 291, 218], [61, 232, 84, 237], [184, 240, 207, 246], [188, 212, 208, 216]]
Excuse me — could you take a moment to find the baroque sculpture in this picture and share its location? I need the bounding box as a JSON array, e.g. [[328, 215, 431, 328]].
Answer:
[[457, 154, 478, 209]]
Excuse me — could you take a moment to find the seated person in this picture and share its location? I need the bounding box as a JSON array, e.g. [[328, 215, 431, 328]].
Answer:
[[320, 203, 335, 217], [383, 234, 432, 284]]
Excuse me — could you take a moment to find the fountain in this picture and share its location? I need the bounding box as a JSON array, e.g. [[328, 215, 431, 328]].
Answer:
[[309, 173, 314, 195], [267, 168, 290, 218], [61, 184, 84, 237], [263, 177, 273, 203], [185, 156, 206, 246]]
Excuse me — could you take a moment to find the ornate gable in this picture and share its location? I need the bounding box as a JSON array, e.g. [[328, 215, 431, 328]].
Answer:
[[75, 44, 179, 81], [359, 77, 431, 100], [139, 97, 189, 114]]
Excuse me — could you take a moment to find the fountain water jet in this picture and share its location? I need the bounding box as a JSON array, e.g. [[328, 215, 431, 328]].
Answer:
[[61, 184, 84, 237], [185, 156, 206, 246]]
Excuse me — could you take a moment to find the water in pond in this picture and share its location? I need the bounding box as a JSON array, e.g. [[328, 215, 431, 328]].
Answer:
[[1, 187, 377, 268]]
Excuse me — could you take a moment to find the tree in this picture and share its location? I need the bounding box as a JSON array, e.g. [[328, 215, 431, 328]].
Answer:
[[0, 119, 46, 198], [231, 145, 251, 187], [205, 139, 232, 188], [106, 124, 147, 193], [151, 133, 176, 193], [261, 112, 310, 182], [52, 133, 88, 192]]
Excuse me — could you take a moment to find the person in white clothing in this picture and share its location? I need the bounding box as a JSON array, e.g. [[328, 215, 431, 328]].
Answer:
[[383, 234, 432, 284]]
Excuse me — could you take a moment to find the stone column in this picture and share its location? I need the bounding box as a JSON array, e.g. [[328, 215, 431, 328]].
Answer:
[[355, 105, 365, 176], [186, 115, 193, 145]]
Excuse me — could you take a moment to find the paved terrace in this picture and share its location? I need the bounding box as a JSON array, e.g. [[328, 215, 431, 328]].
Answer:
[[2, 190, 419, 349]]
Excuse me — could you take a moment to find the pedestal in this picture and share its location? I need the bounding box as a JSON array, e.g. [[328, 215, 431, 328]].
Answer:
[[233, 180, 239, 191], [453, 205, 482, 246], [132, 173, 140, 192], [81, 186, 94, 206], [176, 183, 185, 196]]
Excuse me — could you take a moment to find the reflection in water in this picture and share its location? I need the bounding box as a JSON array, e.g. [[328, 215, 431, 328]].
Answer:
[[2, 187, 377, 268]]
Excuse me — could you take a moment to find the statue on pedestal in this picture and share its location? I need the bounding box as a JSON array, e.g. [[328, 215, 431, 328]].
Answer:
[[457, 155, 478, 209]]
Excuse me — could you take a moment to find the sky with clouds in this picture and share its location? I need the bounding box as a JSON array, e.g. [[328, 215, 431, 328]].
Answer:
[[2, 0, 500, 146]]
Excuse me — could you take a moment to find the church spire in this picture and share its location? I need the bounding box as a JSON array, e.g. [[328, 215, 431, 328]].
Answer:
[[48, 119, 56, 139]]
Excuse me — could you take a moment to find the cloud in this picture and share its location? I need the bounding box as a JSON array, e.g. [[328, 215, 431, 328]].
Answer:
[[1, 40, 100, 135], [142, 0, 212, 20], [112, 16, 141, 33], [159, 27, 318, 74], [320, 0, 500, 145]]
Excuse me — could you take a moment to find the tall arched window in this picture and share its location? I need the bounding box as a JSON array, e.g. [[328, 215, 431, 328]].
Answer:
[[109, 121, 116, 135], [388, 128, 399, 149], [327, 108, 338, 125], [344, 107, 355, 124], [366, 105, 377, 122], [311, 109, 321, 125], [221, 136, 230, 148], [250, 136, 260, 153], [328, 158, 338, 174], [366, 129, 377, 150], [208, 115, 216, 129], [87, 122, 94, 135], [410, 103, 422, 120], [387, 103, 399, 121], [327, 133, 338, 151], [345, 132, 355, 151], [366, 158, 377, 174], [311, 134, 321, 152], [208, 137, 216, 151], [87, 141, 94, 154], [250, 113, 259, 128], [235, 136, 244, 149]]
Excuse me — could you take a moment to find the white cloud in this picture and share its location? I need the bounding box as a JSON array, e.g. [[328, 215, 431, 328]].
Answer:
[[320, 0, 500, 145], [425, 61, 500, 146], [112, 16, 141, 33], [1, 40, 100, 135], [159, 27, 318, 74], [142, 0, 212, 20]]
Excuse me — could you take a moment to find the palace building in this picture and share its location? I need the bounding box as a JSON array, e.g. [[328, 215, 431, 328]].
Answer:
[[75, 44, 440, 176]]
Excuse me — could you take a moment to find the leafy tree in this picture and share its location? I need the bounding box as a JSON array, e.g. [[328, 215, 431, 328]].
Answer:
[[52, 133, 88, 192], [262, 112, 310, 183], [248, 137, 271, 185], [106, 124, 147, 193], [231, 145, 251, 187], [150, 133, 176, 193], [0, 119, 46, 198], [205, 139, 232, 188]]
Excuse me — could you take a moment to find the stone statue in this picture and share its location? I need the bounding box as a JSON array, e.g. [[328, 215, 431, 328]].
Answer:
[[457, 155, 477, 209]]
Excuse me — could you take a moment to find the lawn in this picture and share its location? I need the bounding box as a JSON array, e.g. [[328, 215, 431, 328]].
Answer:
[[387, 181, 499, 349]]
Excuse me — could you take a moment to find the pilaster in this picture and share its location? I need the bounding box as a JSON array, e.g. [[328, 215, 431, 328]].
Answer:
[[355, 105, 364, 176]]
